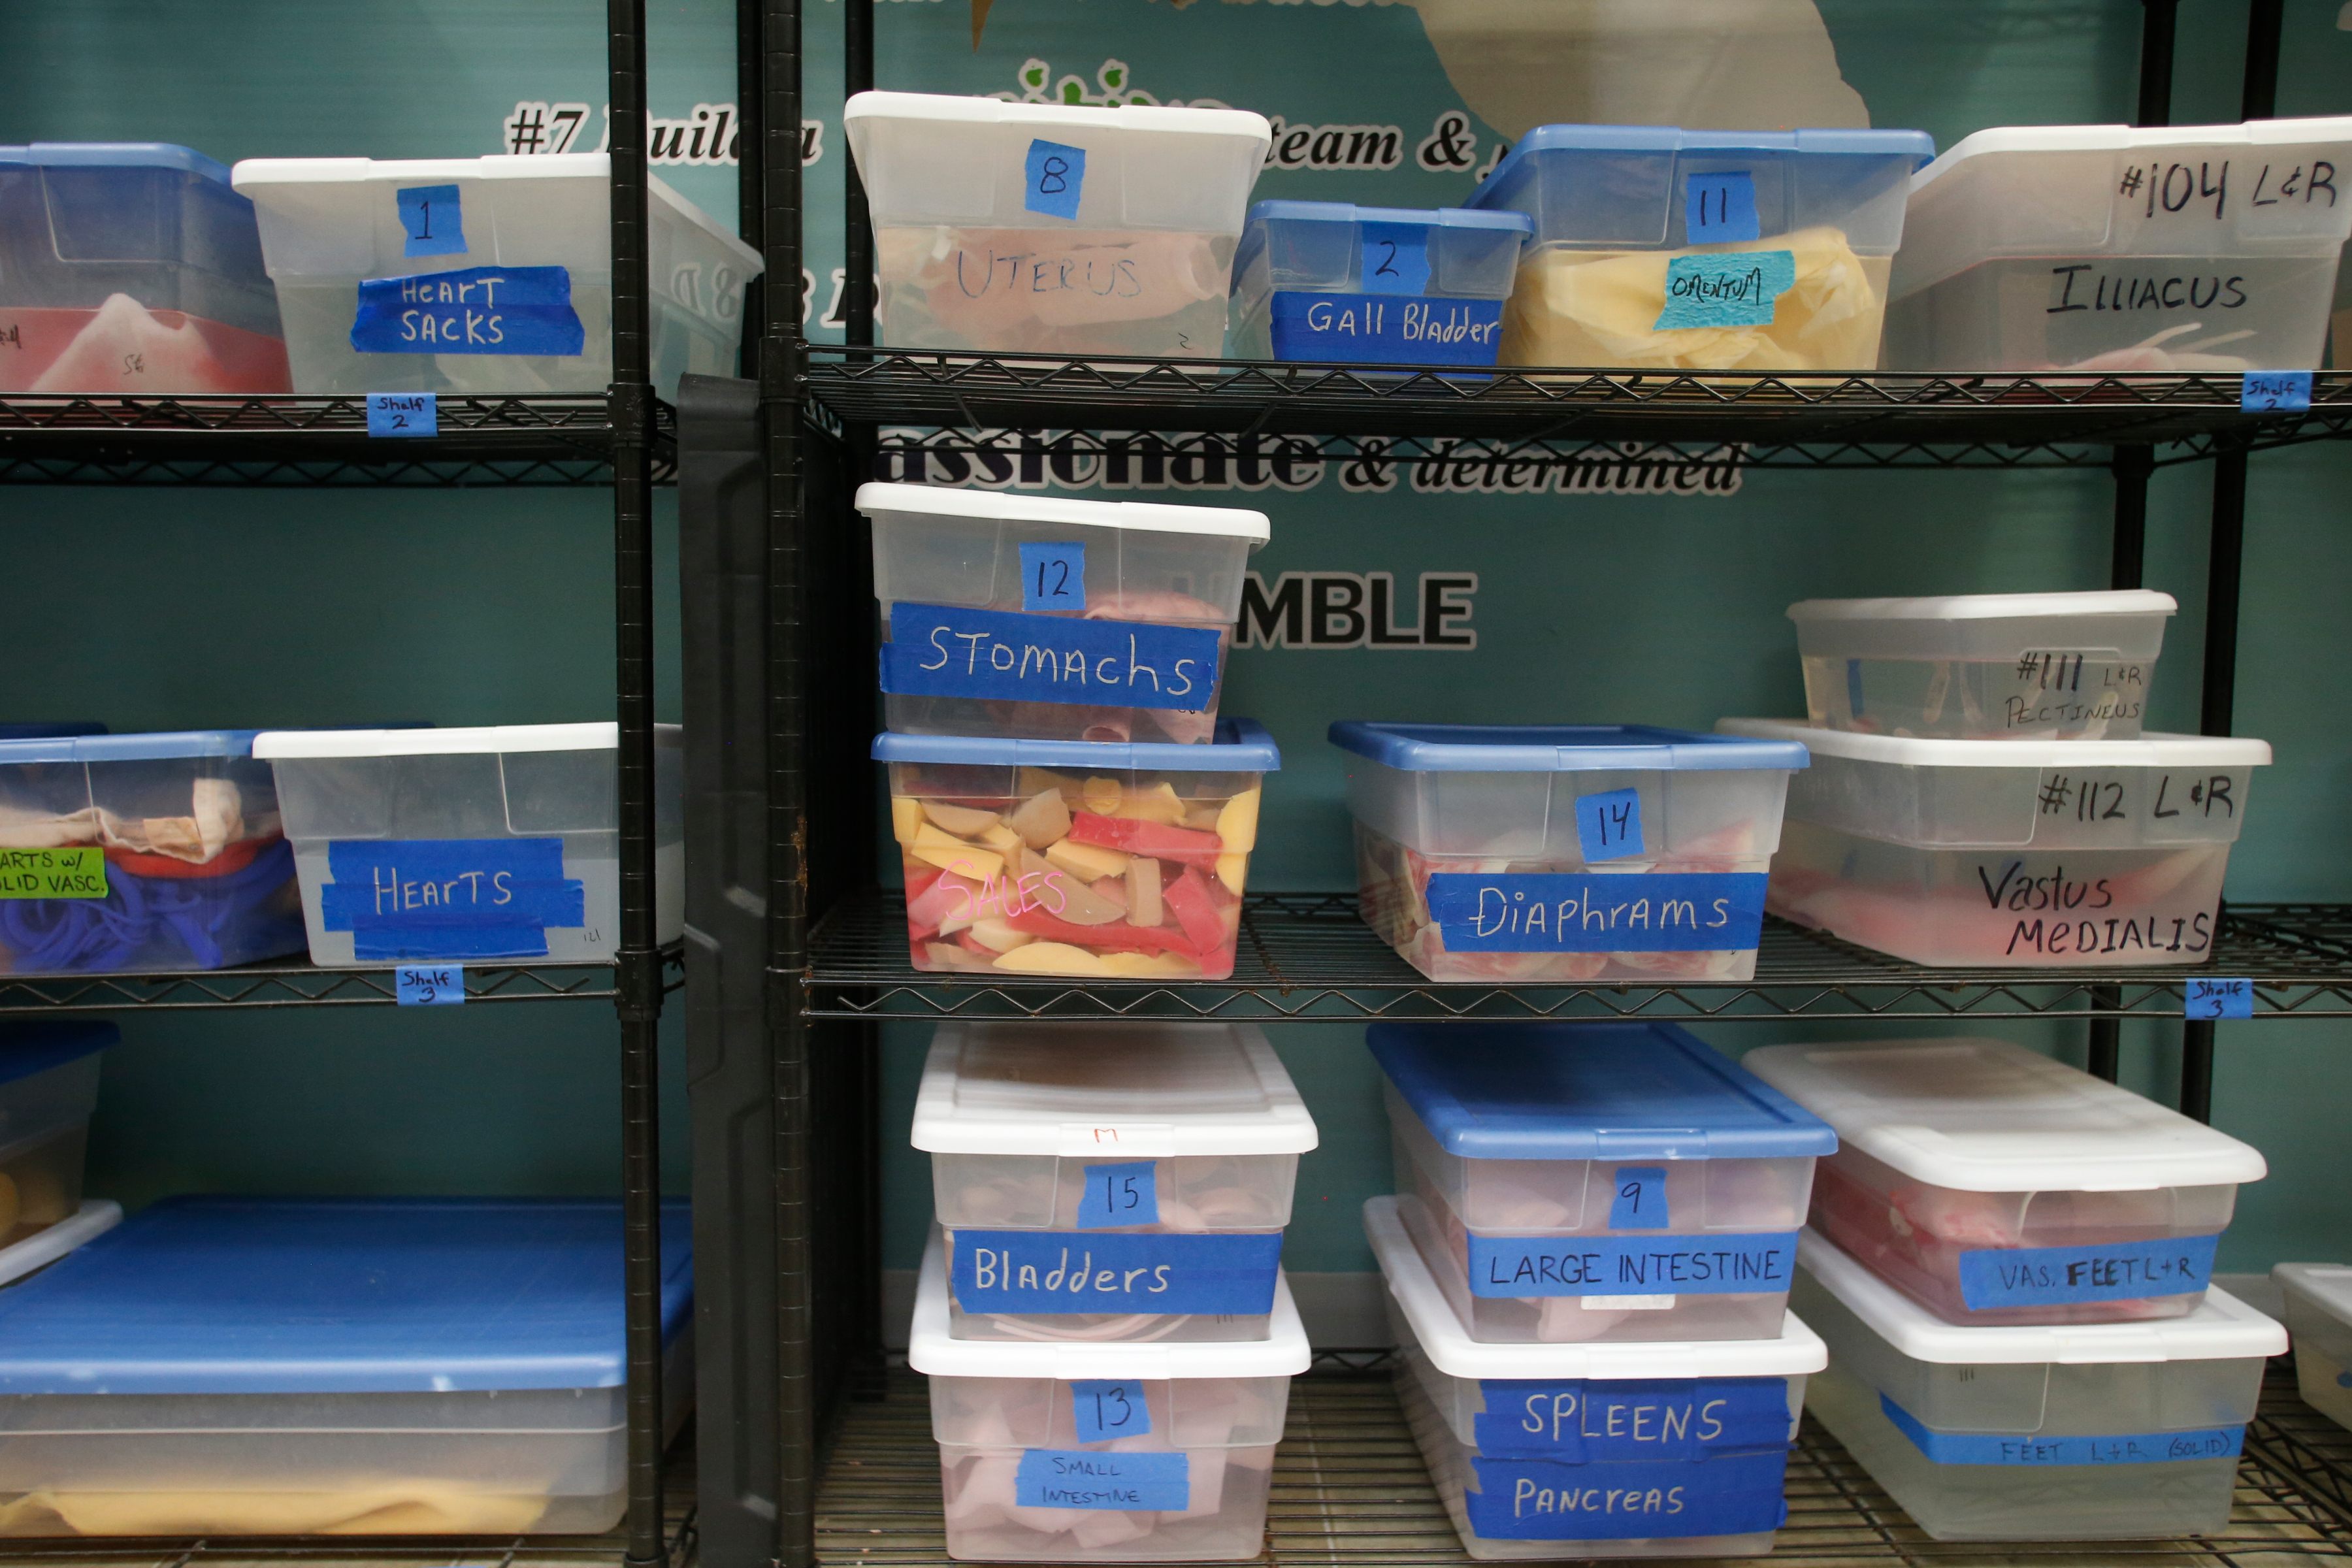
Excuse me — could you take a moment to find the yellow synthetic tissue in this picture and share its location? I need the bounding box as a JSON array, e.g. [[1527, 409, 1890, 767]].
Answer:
[[1501, 226, 1889, 371], [0, 1485, 549, 1536]]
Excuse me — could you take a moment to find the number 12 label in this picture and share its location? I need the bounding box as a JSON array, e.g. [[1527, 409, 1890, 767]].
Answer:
[[1077, 1160, 1159, 1228], [1021, 540, 1086, 612], [1072, 1379, 1152, 1442]]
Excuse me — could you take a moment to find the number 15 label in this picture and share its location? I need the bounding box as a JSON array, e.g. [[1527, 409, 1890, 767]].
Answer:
[[1077, 1160, 1159, 1228], [1072, 1379, 1152, 1443]]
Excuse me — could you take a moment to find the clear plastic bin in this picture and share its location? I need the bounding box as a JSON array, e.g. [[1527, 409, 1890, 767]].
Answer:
[[1227, 202, 1532, 365], [0, 1024, 112, 1250], [0, 144, 289, 393], [843, 93, 1271, 359], [1789, 591, 2177, 740], [252, 724, 683, 967], [879, 723, 1275, 983], [1884, 118, 2352, 372], [1795, 1229, 2281, 1542], [1369, 1196, 1823, 1560], [0, 1196, 693, 1537], [1460, 125, 1932, 370], [1716, 720, 2269, 967], [229, 154, 760, 399], [0, 1202, 120, 1292], [0, 730, 307, 976], [1371, 1022, 1832, 1346], [915, 1020, 1314, 1345], [910, 1228, 1306, 1561], [1330, 724, 1806, 984], [864, 483, 1267, 744], [2274, 1264, 2352, 1433], [1746, 1040, 2264, 1326]]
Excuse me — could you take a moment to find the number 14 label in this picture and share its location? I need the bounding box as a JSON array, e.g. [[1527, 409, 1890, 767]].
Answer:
[[1077, 1160, 1159, 1228]]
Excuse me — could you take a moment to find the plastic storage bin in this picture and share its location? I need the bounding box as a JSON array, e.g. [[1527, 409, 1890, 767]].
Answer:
[[252, 723, 683, 967], [1746, 1039, 2264, 1326], [0, 1023, 113, 1250], [1789, 590, 2178, 740], [1716, 719, 2268, 966], [1330, 723, 1808, 984], [863, 483, 1267, 744], [1884, 118, 2352, 372], [1795, 1228, 2282, 1541], [0, 144, 288, 394], [843, 93, 1271, 359], [1371, 1022, 1833, 1346], [0, 730, 307, 975], [1370, 1195, 1825, 1560], [1227, 202, 1533, 365], [1461, 125, 1933, 370], [0, 1196, 692, 1537], [229, 154, 760, 399], [2274, 1264, 2352, 1433], [911, 1226, 1307, 1562], [880, 722, 1275, 982], [915, 1019, 1315, 1344], [0, 1202, 120, 1292]]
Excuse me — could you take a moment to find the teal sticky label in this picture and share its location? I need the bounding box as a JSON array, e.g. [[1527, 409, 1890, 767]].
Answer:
[[1654, 250, 1796, 331]]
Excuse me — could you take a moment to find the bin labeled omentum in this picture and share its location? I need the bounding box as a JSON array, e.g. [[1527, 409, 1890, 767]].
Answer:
[[1372, 1022, 1835, 1345], [1226, 201, 1532, 366], [915, 1021, 1315, 1345], [1331, 723, 1807, 983]]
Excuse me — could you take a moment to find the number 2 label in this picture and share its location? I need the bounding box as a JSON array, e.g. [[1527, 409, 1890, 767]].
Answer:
[[1359, 221, 1431, 295], [1077, 1160, 1159, 1228]]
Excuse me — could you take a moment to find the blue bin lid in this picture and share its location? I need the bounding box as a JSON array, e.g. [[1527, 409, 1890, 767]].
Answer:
[[1245, 200, 1535, 234], [873, 717, 1281, 773], [0, 1021, 119, 1088], [1368, 1022, 1836, 1161], [0, 142, 236, 186], [1466, 124, 1936, 211], [0, 724, 106, 741], [0, 730, 262, 764], [1329, 721, 1806, 773], [0, 1197, 694, 1395]]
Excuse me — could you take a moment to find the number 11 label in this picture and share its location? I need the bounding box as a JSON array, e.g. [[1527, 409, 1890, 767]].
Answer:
[[1072, 1379, 1152, 1442], [1077, 1160, 1159, 1228], [1021, 540, 1086, 613]]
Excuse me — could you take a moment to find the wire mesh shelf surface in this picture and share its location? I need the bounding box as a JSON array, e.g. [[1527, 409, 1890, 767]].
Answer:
[[806, 889, 2352, 1022], [817, 1366, 2352, 1567], [0, 946, 687, 1013]]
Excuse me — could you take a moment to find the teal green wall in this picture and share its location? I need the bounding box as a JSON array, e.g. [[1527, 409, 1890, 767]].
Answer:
[[5, 1, 2347, 1277]]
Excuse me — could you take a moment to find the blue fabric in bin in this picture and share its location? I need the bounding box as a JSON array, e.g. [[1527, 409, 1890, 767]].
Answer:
[[1367, 1021, 1835, 1161], [0, 1021, 118, 1088], [1329, 722, 1806, 773], [0, 1197, 693, 1395]]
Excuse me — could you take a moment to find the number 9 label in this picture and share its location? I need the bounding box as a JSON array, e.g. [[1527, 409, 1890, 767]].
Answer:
[[1077, 1160, 1160, 1228]]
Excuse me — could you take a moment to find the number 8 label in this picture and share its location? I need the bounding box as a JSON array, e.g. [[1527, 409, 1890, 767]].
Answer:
[[1024, 139, 1087, 221], [1077, 1160, 1160, 1228]]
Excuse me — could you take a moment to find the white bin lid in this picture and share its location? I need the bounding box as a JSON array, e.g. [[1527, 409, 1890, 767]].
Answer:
[[1801, 1229, 2284, 1365], [845, 91, 1271, 146], [908, 1227, 1309, 1379], [2274, 1263, 2352, 1325], [1366, 1196, 1825, 1381], [911, 1021, 1316, 1158], [855, 482, 1269, 546], [1716, 718, 2272, 771], [1742, 1039, 2266, 1192], [1912, 116, 2352, 195], [253, 722, 681, 759], [1787, 589, 2177, 625]]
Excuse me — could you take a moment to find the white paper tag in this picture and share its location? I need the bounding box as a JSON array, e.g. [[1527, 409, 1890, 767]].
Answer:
[[1582, 1293, 1676, 1310]]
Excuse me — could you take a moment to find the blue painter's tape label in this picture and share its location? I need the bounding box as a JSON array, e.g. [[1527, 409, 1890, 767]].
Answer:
[[2241, 370, 2312, 413], [1360, 221, 1433, 295], [1881, 1396, 2243, 1466], [1608, 1167, 1669, 1231], [351, 265, 585, 357], [1685, 171, 1761, 245], [1267, 291, 1504, 365], [1463, 1448, 1789, 1541], [1024, 139, 1086, 220], [1472, 1378, 1788, 1460], [1424, 872, 1767, 953], [366, 392, 437, 438], [1845, 656, 1866, 719], [1015, 1448, 1188, 1511], [1465, 1231, 1797, 1299], [1071, 1380, 1152, 1444], [1955, 1233, 2219, 1311], [879, 603, 1220, 713], [1654, 250, 1795, 331], [394, 964, 465, 1005], [2185, 976, 2254, 1019], [950, 1228, 1282, 1316], [1020, 540, 1086, 613], [1076, 1161, 1159, 1230], [397, 184, 466, 258], [321, 838, 585, 961], [1575, 789, 1644, 864]]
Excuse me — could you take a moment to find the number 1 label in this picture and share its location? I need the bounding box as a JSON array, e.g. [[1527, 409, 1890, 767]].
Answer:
[[1072, 1379, 1152, 1443], [1077, 1160, 1159, 1228], [1020, 540, 1086, 612], [396, 184, 466, 258]]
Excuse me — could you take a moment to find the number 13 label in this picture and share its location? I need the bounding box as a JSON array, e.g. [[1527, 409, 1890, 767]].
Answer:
[[1021, 540, 1086, 613], [1077, 1160, 1159, 1228], [1072, 1379, 1152, 1443]]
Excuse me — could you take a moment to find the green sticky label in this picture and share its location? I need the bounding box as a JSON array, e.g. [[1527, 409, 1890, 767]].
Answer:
[[0, 847, 108, 900]]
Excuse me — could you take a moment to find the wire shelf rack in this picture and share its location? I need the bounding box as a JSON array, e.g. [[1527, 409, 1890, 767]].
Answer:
[[804, 351, 2352, 469], [0, 947, 685, 1013], [816, 1365, 2352, 1567], [805, 890, 2352, 1022]]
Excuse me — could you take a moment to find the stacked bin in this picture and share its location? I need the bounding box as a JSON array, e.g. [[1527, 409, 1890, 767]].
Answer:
[[0, 1023, 122, 1286], [1227, 202, 1533, 366], [1366, 1021, 1838, 1558], [907, 1021, 1316, 1560]]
